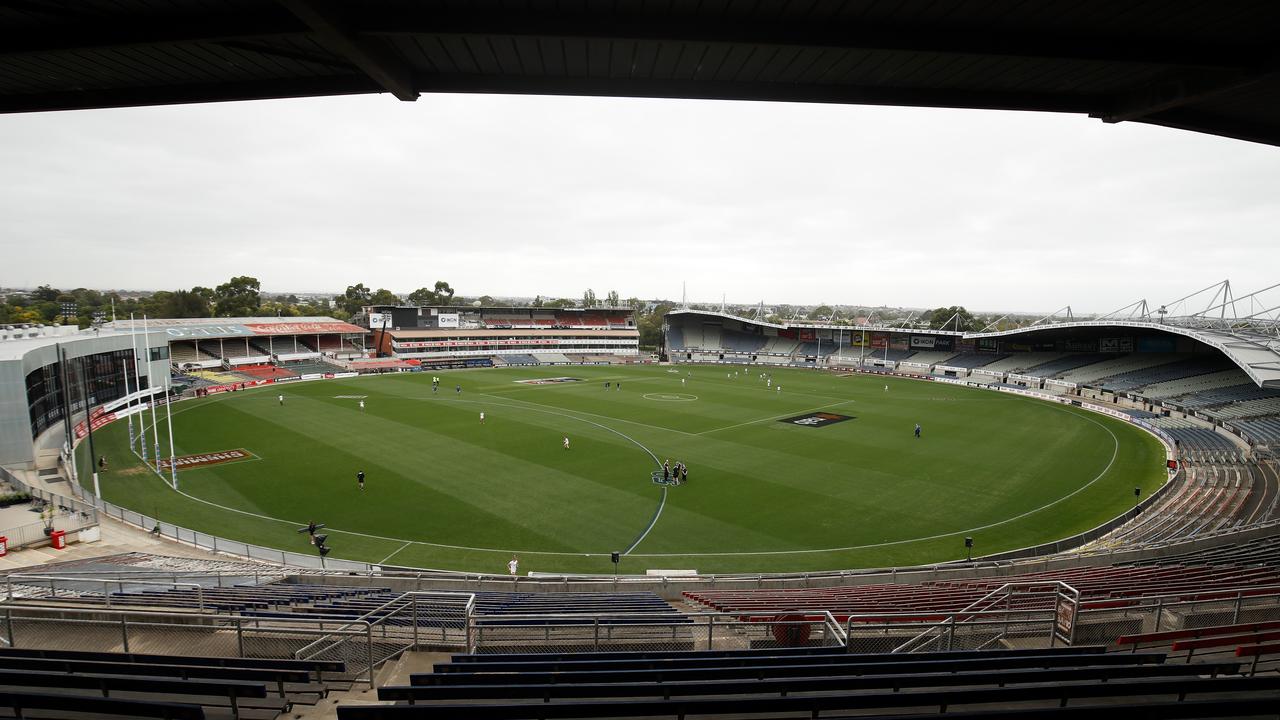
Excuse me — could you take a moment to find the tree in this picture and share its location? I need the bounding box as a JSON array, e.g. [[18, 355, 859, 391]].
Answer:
[[544, 298, 576, 308], [31, 285, 59, 302], [369, 288, 401, 305], [807, 305, 834, 320], [407, 280, 455, 307], [335, 283, 372, 315], [582, 289, 597, 307], [925, 306, 977, 331], [637, 301, 676, 349], [213, 276, 261, 317], [606, 290, 620, 307], [172, 289, 212, 317]]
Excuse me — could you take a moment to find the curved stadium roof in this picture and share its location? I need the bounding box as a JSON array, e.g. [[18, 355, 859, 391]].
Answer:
[[2, 1, 1280, 146], [667, 309, 1280, 389]]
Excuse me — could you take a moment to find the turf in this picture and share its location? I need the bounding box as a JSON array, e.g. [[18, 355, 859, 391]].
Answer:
[[80, 364, 1168, 574]]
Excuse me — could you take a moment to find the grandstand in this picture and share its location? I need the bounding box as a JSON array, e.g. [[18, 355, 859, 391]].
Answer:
[[364, 305, 639, 365]]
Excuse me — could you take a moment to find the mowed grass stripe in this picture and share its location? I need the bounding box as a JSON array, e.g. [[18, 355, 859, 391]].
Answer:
[[83, 365, 1167, 574], [171, 390, 658, 552]]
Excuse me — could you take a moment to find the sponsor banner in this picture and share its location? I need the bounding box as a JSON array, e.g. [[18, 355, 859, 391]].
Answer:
[[934, 365, 966, 374], [910, 336, 935, 349], [301, 373, 324, 381], [243, 322, 364, 335], [889, 335, 910, 351], [159, 448, 253, 470], [333, 372, 359, 379], [75, 410, 115, 439], [1099, 337, 1133, 353], [779, 412, 854, 428], [437, 313, 460, 328], [1055, 596, 1077, 643], [870, 332, 888, 349], [1064, 339, 1097, 352], [816, 328, 833, 340], [972, 368, 1004, 377], [798, 328, 816, 341], [164, 324, 251, 338], [899, 361, 930, 370], [977, 337, 999, 351], [205, 379, 274, 393], [513, 377, 584, 385], [163, 321, 363, 338], [366, 312, 388, 328], [393, 337, 634, 349], [1044, 378, 1078, 388]]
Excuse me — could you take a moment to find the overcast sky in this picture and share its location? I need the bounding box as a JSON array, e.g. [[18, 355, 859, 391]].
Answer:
[[2, 93, 1278, 314]]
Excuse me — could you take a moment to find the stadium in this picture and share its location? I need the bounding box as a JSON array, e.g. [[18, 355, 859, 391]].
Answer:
[[2, 3, 1280, 719]]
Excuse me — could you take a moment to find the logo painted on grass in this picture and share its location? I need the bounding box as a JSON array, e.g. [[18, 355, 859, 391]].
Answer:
[[513, 377, 584, 385], [780, 412, 854, 428], [651, 470, 681, 486], [159, 449, 254, 470]]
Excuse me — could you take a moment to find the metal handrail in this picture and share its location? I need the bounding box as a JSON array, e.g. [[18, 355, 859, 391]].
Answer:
[[6, 575, 206, 611]]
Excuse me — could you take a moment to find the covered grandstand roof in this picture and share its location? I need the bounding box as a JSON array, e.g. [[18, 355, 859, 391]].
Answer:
[[387, 328, 638, 339], [980, 320, 1280, 390], [3, 2, 1280, 146], [100, 316, 364, 339], [670, 309, 1280, 389]]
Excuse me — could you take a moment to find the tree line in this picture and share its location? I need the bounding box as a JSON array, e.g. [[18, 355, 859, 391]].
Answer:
[[0, 279, 674, 347]]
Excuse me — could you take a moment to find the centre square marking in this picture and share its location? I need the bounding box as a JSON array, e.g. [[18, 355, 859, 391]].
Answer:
[[780, 412, 855, 428]]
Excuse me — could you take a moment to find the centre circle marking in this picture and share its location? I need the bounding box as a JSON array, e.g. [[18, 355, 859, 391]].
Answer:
[[643, 392, 698, 402]]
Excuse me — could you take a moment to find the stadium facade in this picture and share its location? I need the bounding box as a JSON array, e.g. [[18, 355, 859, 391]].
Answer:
[[0, 323, 171, 469], [665, 309, 1280, 454], [360, 304, 640, 369]]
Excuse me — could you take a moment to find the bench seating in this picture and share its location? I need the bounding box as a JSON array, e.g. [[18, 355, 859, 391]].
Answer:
[[1172, 629, 1280, 659], [415, 651, 1164, 687], [0, 655, 324, 703], [0, 690, 206, 719], [383, 661, 1241, 703], [0, 668, 273, 719], [0, 647, 345, 682], [1116, 619, 1280, 651], [338, 675, 1280, 719], [427, 646, 1119, 675]]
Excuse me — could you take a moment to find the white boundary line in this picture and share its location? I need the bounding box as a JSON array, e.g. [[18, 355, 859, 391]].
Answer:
[[121, 369, 1149, 561]]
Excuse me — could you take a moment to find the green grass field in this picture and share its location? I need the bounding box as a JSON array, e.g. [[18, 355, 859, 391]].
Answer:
[[80, 364, 1167, 574]]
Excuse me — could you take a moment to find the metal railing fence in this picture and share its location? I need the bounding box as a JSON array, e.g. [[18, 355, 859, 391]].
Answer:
[[470, 610, 846, 655], [0, 602, 381, 681]]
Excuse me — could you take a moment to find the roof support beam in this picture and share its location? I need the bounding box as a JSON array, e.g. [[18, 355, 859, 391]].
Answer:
[[361, 12, 1260, 70], [1094, 62, 1280, 123], [0, 9, 1262, 71], [274, 0, 417, 101]]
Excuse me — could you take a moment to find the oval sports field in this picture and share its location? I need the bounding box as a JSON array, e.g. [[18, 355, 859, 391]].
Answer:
[[84, 364, 1168, 574]]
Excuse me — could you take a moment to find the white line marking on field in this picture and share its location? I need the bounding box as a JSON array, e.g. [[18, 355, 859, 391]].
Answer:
[[624, 485, 667, 555], [379, 541, 413, 565], [122, 369, 1142, 563], [629, 406, 1123, 557]]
